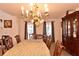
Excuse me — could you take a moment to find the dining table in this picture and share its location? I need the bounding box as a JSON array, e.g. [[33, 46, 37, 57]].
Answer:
[[3, 39, 50, 56]]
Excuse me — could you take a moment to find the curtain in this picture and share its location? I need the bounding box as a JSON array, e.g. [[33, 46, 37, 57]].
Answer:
[[51, 21, 55, 42], [24, 22, 27, 39], [33, 22, 36, 39], [43, 21, 47, 42], [43, 21, 46, 35]]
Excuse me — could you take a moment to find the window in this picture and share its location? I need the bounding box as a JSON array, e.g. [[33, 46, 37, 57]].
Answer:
[[27, 22, 34, 39], [46, 22, 52, 36], [45, 21, 54, 42]]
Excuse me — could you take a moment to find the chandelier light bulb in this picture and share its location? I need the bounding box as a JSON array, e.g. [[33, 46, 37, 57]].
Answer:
[[44, 4, 48, 12], [40, 19, 44, 23], [37, 11, 40, 16], [25, 10, 28, 17], [29, 3, 33, 10], [31, 19, 34, 23], [44, 4, 47, 8], [21, 6, 24, 10], [21, 6, 24, 15]]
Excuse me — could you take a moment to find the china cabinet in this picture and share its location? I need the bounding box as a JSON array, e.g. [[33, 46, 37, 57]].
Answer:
[[62, 11, 79, 55]]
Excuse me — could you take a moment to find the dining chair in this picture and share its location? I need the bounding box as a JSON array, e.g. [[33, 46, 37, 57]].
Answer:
[[46, 36, 52, 49], [0, 39, 7, 55], [43, 35, 47, 43], [53, 40, 64, 56], [15, 35, 21, 44], [4, 36, 13, 50]]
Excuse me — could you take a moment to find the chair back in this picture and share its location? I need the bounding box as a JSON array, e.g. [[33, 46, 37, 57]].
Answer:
[[2, 35, 9, 45], [46, 36, 52, 49], [15, 35, 21, 43], [46, 39, 52, 49], [0, 39, 6, 55], [5, 36, 13, 50], [43, 35, 47, 43], [53, 40, 64, 56]]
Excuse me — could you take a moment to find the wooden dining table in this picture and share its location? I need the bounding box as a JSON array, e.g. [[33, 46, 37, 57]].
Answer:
[[3, 40, 50, 56]]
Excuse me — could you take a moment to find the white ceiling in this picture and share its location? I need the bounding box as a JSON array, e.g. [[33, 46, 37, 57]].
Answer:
[[0, 3, 79, 19]]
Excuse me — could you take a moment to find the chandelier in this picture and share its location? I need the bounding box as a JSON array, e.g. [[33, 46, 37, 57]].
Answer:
[[21, 3, 49, 26]]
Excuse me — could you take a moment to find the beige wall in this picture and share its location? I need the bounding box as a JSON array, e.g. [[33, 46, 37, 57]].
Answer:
[[0, 10, 19, 45], [36, 23, 43, 34], [19, 19, 25, 41], [54, 19, 62, 42]]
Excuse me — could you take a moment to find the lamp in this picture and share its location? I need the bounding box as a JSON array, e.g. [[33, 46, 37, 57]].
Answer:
[[21, 3, 49, 26]]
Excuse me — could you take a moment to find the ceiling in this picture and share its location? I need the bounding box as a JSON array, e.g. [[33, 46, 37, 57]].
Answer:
[[0, 3, 79, 19]]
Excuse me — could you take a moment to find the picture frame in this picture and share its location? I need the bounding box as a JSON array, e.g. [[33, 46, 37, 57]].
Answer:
[[0, 19, 2, 28], [4, 20, 12, 28], [0, 19, 2, 22]]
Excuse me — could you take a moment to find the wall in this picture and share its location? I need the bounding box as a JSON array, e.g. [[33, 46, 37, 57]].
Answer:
[[19, 19, 62, 42], [19, 18, 25, 41], [54, 19, 62, 42], [0, 10, 62, 45], [0, 10, 19, 45], [36, 23, 43, 34]]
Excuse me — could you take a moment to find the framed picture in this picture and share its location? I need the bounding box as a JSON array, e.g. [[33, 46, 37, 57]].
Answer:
[[4, 20, 12, 28]]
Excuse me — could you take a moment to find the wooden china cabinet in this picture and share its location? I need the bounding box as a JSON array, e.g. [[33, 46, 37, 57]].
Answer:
[[62, 11, 79, 56]]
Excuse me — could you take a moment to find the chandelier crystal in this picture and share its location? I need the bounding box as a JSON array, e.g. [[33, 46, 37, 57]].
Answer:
[[21, 3, 49, 26]]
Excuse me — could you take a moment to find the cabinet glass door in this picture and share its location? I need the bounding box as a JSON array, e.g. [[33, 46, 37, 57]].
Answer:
[[63, 20, 67, 37], [65, 20, 67, 37], [68, 20, 71, 36], [73, 19, 77, 38], [63, 21, 65, 36]]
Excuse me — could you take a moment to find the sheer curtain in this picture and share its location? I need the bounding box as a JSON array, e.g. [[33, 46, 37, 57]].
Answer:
[[25, 22, 36, 40], [27, 22, 34, 39], [46, 22, 52, 36]]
